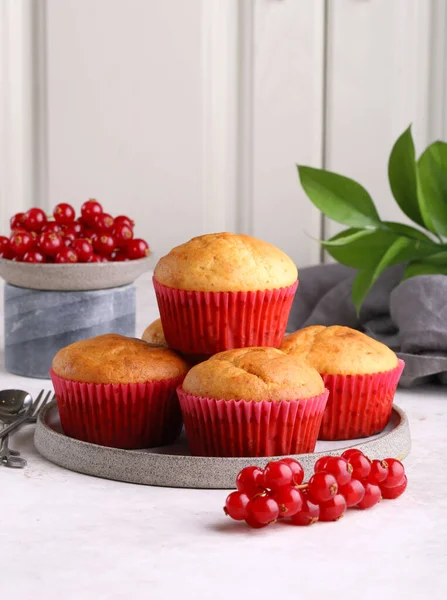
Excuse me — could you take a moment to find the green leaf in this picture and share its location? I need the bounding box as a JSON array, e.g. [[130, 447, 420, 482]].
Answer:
[[320, 228, 375, 247], [351, 237, 418, 313], [352, 268, 376, 314], [297, 166, 381, 228], [388, 126, 425, 228], [382, 221, 434, 242], [323, 230, 395, 268], [421, 250, 447, 265], [417, 141, 447, 237], [323, 230, 437, 269], [372, 237, 414, 276], [403, 261, 447, 280]]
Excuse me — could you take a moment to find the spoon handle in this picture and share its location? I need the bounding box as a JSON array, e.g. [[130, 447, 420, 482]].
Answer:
[[1, 453, 27, 468], [0, 414, 29, 441]]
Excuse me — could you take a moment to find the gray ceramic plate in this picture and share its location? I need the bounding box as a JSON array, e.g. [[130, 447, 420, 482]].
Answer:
[[34, 403, 411, 489], [0, 256, 151, 291]]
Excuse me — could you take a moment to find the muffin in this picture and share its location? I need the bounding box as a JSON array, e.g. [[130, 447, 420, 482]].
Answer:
[[50, 333, 189, 449], [281, 326, 404, 440], [142, 318, 167, 347], [177, 346, 329, 457], [153, 232, 298, 357]]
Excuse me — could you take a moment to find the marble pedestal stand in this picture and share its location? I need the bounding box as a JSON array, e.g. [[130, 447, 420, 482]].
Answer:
[[4, 283, 136, 379]]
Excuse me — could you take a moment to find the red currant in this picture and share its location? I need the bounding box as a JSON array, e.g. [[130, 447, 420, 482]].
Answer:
[[0, 236, 14, 259], [89, 254, 108, 263], [53, 203, 75, 225], [70, 221, 84, 236], [24, 208, 47, 232], [113, 223, 133, 247], [114, 215, 135, 229], [307, 472, 338, 504], [356, 483, 381, 510], [0, 236, 10, 254], [72, 239, 94, 263], [278, 457, 304, 485], [244, 515, 268, 529], [23, 250, 46, 263], [314, 456, 331, 473], [126, 238, 149, 259], [346, 452, 371, 480], [63, 232, 76, 247], [339, 478, 365, 508], [95, 212, 114, 231], [319, 494, 347, 522], [38, 232, 64, 257], [10, 227, 28, 235], [111, 249, 128, 262], [381, 458, 405, 488], [367, 459, 389, 485], [87, 230, 98, 243], [341, 449, 364, 461], [55, 248, 78, 263], [81, 199, 103, 225], [315, 456, 352, 487], [272, 486, 303, 517], [289, 495, 320, 526], [224, 491, 249, 521], [236, 466, 265, 498], [41, 222, 62, 234], [93, 233, 116, 257], [263, 461, 294, 491], [10, 231, 34, 256], [246, 495, 279, 525], [380, 475, 408, 500], [10, 212, 26, 230]]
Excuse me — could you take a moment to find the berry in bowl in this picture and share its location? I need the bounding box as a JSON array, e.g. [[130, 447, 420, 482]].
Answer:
[[0, 200, 151, 290]]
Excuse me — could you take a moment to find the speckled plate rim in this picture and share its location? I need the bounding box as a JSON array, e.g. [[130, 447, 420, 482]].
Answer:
[[34, 403, 411, 489], [0, 256, 151, 291]]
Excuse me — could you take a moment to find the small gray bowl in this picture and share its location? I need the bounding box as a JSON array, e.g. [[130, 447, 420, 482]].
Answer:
[[0, 256, 151, 291]]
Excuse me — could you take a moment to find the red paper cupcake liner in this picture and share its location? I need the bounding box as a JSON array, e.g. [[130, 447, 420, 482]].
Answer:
[[177, 387, 329, 457], [318, 359, 405, 440], [153, 279, 298, 356], [50, 369, 185, 449]]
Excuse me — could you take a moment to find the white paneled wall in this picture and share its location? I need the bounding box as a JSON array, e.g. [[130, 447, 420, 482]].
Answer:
[[324, 0, 437, 239], [1, 0, 446, 265], [46, 0, 204, 260], [250, 0, 324, 265]]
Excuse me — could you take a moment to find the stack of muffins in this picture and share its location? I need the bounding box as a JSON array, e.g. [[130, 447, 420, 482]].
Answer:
[[50, 232, 404, 456]]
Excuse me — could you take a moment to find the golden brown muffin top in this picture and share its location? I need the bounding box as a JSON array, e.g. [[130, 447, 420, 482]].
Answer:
[[154, 232, 298, 292], [141, 318, 167, 347], [281, 325, 398, 375], [52, 334, 189, 384], [182, 346, 324, 402]]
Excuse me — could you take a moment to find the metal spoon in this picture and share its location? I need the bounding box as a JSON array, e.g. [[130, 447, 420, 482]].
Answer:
[[0, 390, 32, 468]]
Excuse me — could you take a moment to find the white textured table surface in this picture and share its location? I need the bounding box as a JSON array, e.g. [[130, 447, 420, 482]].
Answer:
[[1, 274, 447, 600]]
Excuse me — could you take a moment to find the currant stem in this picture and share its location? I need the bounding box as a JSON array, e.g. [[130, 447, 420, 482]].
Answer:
[[295, 484, 309, 490]]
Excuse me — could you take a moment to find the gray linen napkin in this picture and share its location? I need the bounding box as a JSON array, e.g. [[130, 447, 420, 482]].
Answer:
[[287, 264, 447, 387]]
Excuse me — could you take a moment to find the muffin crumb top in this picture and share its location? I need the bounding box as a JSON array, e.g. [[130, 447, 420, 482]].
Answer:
[[142, 318, 167, 348], [52, 333, 188, 384], [281, 325, 398, 375], [154, 232, 298, 292], [182, 346, 324, 402]]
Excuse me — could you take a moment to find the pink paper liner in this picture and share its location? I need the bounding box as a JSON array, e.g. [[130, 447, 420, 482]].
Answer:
[[177, 387, 329, 457], [153, 279, 298, 356], [50, 369, 185, 449], [318, 359, 405, 440]]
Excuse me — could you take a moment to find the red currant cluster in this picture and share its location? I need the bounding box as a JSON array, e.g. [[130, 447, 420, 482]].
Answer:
[[224, 449, 407, 529], [0, 200, 150, 264]]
